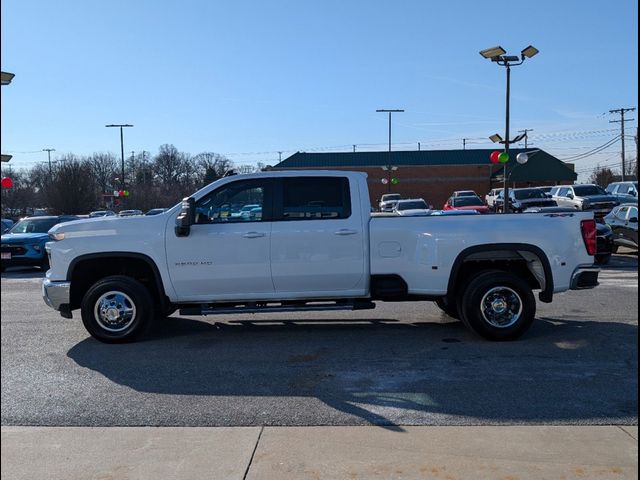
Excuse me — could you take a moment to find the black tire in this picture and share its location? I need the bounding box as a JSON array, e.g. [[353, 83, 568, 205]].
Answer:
[[434, 298, 460, 320], [40, 257, 50, 271], [595, 253, 611, 265], [457, 270, 536, 341], [81, 275, 154, 343]]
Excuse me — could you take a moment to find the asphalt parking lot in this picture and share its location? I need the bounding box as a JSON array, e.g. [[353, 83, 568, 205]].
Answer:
[[1, 253, 637, 429]]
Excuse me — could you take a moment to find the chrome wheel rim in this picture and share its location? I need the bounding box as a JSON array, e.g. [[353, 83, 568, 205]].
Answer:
[[480, 286, 522, 328], [94, 290, 136, 332]]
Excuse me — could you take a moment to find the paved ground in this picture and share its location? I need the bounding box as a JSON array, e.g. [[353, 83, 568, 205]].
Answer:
[[1, 253, 637, 428]]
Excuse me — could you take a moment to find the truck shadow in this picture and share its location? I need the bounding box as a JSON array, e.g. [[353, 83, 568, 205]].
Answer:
[[67, 315, 638, 430]]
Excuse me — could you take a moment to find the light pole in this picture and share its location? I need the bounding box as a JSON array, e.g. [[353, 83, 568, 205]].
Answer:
[[105, 124, 134, 192], [376, 109, 404, 192], [480, 45, 538, 212]]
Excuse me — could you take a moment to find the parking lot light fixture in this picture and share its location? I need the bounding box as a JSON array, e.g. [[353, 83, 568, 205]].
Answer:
[[480, 44, 539, 213], [480, 46, 506, 59]]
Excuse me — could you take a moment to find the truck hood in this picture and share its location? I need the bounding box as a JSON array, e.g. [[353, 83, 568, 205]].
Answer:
[[48, 214, 169, 239], [578, 194, 616, 203]]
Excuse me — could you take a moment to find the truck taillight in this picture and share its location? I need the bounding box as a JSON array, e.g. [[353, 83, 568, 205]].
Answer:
[[580, 219, 597, 256]]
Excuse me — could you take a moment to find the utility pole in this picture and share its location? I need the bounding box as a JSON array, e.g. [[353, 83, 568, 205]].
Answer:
[[418, 142, 421, 151], [518, 129, 533, 148], [609, 108, 636, 181], [353, 145, 356, 152], [376, 109, 404, 192], [462, 138, 467, 150], [278, 151, 283, 162], [42, 148, 55, 175]]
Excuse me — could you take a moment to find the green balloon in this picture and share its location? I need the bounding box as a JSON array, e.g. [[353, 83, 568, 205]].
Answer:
[[498, 152, 509, 163], [391, 177, 399, 185]]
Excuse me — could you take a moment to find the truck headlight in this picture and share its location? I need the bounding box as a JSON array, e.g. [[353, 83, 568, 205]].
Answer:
[[49, 232, 65, 241]]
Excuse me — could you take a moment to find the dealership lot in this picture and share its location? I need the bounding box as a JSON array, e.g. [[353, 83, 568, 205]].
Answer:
[[1, 253, 637, 428]]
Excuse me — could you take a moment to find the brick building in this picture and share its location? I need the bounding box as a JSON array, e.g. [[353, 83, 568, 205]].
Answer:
[[273, 149, 577, 208]]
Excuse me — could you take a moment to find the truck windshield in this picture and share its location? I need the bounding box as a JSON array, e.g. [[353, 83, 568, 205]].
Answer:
[[381, 194, 401, 201], [573, 185, 606, 196], [514, 189, 546, 200]]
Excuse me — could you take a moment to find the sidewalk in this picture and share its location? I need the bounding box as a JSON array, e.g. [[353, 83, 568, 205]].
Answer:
[[2, 425, 637, 479]]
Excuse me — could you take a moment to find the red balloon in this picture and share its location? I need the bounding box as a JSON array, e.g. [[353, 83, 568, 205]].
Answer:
[[1, 177, 13, 188], [489, 151, 501, 164]]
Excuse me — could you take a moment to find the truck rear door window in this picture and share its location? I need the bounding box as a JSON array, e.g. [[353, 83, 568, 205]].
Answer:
[[277, 177, 351, 220]]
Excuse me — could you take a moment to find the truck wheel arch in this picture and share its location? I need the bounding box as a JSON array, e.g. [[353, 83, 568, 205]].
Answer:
[[447, 244, 554, 304], [66, 252, 169, 311]]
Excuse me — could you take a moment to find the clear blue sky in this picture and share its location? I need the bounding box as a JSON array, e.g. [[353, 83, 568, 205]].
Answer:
[[1, 0, 638, 181]]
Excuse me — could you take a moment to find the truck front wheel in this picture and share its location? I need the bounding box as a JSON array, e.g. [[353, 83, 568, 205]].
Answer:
[[81, 275, 153, 343], [457, 270, 535, 341]]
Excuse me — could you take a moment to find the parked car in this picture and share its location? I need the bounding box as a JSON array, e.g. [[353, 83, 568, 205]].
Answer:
[[495, 188, 557, 213], [393, 198, 432, 216], [1, 218, 14, 235], [604, 204, 638, 252], [145, 208, 168, 216], [443, 196, 490, 214], [378, 193, 402, 212], [550, 184, 618, 219], [606, 181, 638, 204], [524, 206, 614, 264], [89, 210, 116, 217], [1, 215, 79, 271], [452, 190, 480, 198], [118, 210, 144, 217], [485, 188, 502, 208], [236, 204, 261, 219]]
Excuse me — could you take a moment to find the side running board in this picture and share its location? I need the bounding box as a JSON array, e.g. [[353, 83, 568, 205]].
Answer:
[[179, 300, 376, 316]]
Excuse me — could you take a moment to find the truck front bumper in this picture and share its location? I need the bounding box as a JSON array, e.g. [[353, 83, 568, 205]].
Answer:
[[570, 265, 600, 290], [42, 279, 73, 318]]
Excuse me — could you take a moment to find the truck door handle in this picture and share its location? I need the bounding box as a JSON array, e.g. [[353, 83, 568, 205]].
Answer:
[[242, 232, 266, 239], [334, 229, 358, 236]]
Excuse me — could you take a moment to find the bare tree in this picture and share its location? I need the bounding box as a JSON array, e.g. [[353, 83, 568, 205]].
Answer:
[[45, 155, 98, 214], [589, 165, 615, 187], [90, 153, 118, 195], [192, 152, 232, 187]]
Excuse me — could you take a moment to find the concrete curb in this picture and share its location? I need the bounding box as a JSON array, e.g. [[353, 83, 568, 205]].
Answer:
[[2, 425, 637, 479]]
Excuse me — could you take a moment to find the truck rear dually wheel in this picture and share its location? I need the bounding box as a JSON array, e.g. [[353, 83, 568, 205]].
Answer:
[[457, 270, 535, 341], [81, 275, 153, 343]]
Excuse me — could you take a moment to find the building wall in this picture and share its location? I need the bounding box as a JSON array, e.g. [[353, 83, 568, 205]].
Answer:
[[275, 164, 554, 209]]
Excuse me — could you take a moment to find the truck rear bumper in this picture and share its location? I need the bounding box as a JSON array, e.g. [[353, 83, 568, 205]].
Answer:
[[570, 265, 600, 290], [42, 279, 72, 317]]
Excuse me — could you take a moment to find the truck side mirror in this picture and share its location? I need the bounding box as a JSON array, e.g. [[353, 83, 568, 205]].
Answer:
[[567, 192, 574, 199], [175, 197, 195, 237]]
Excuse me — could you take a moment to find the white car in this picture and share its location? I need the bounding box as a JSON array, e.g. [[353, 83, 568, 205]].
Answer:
[[378, 193, 402, 212], [485, 188, 502, 208], [393, 199, 432, 216]]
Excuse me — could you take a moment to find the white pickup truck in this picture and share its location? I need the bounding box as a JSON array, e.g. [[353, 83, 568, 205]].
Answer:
[[43, 170, 599, 343]]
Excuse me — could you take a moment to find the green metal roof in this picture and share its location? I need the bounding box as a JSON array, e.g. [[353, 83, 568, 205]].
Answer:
[[489, 150, 577, 182], [275, 148, 577, 182]]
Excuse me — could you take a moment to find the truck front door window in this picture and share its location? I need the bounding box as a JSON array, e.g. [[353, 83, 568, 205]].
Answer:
[[195, 181, 265, 224]]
